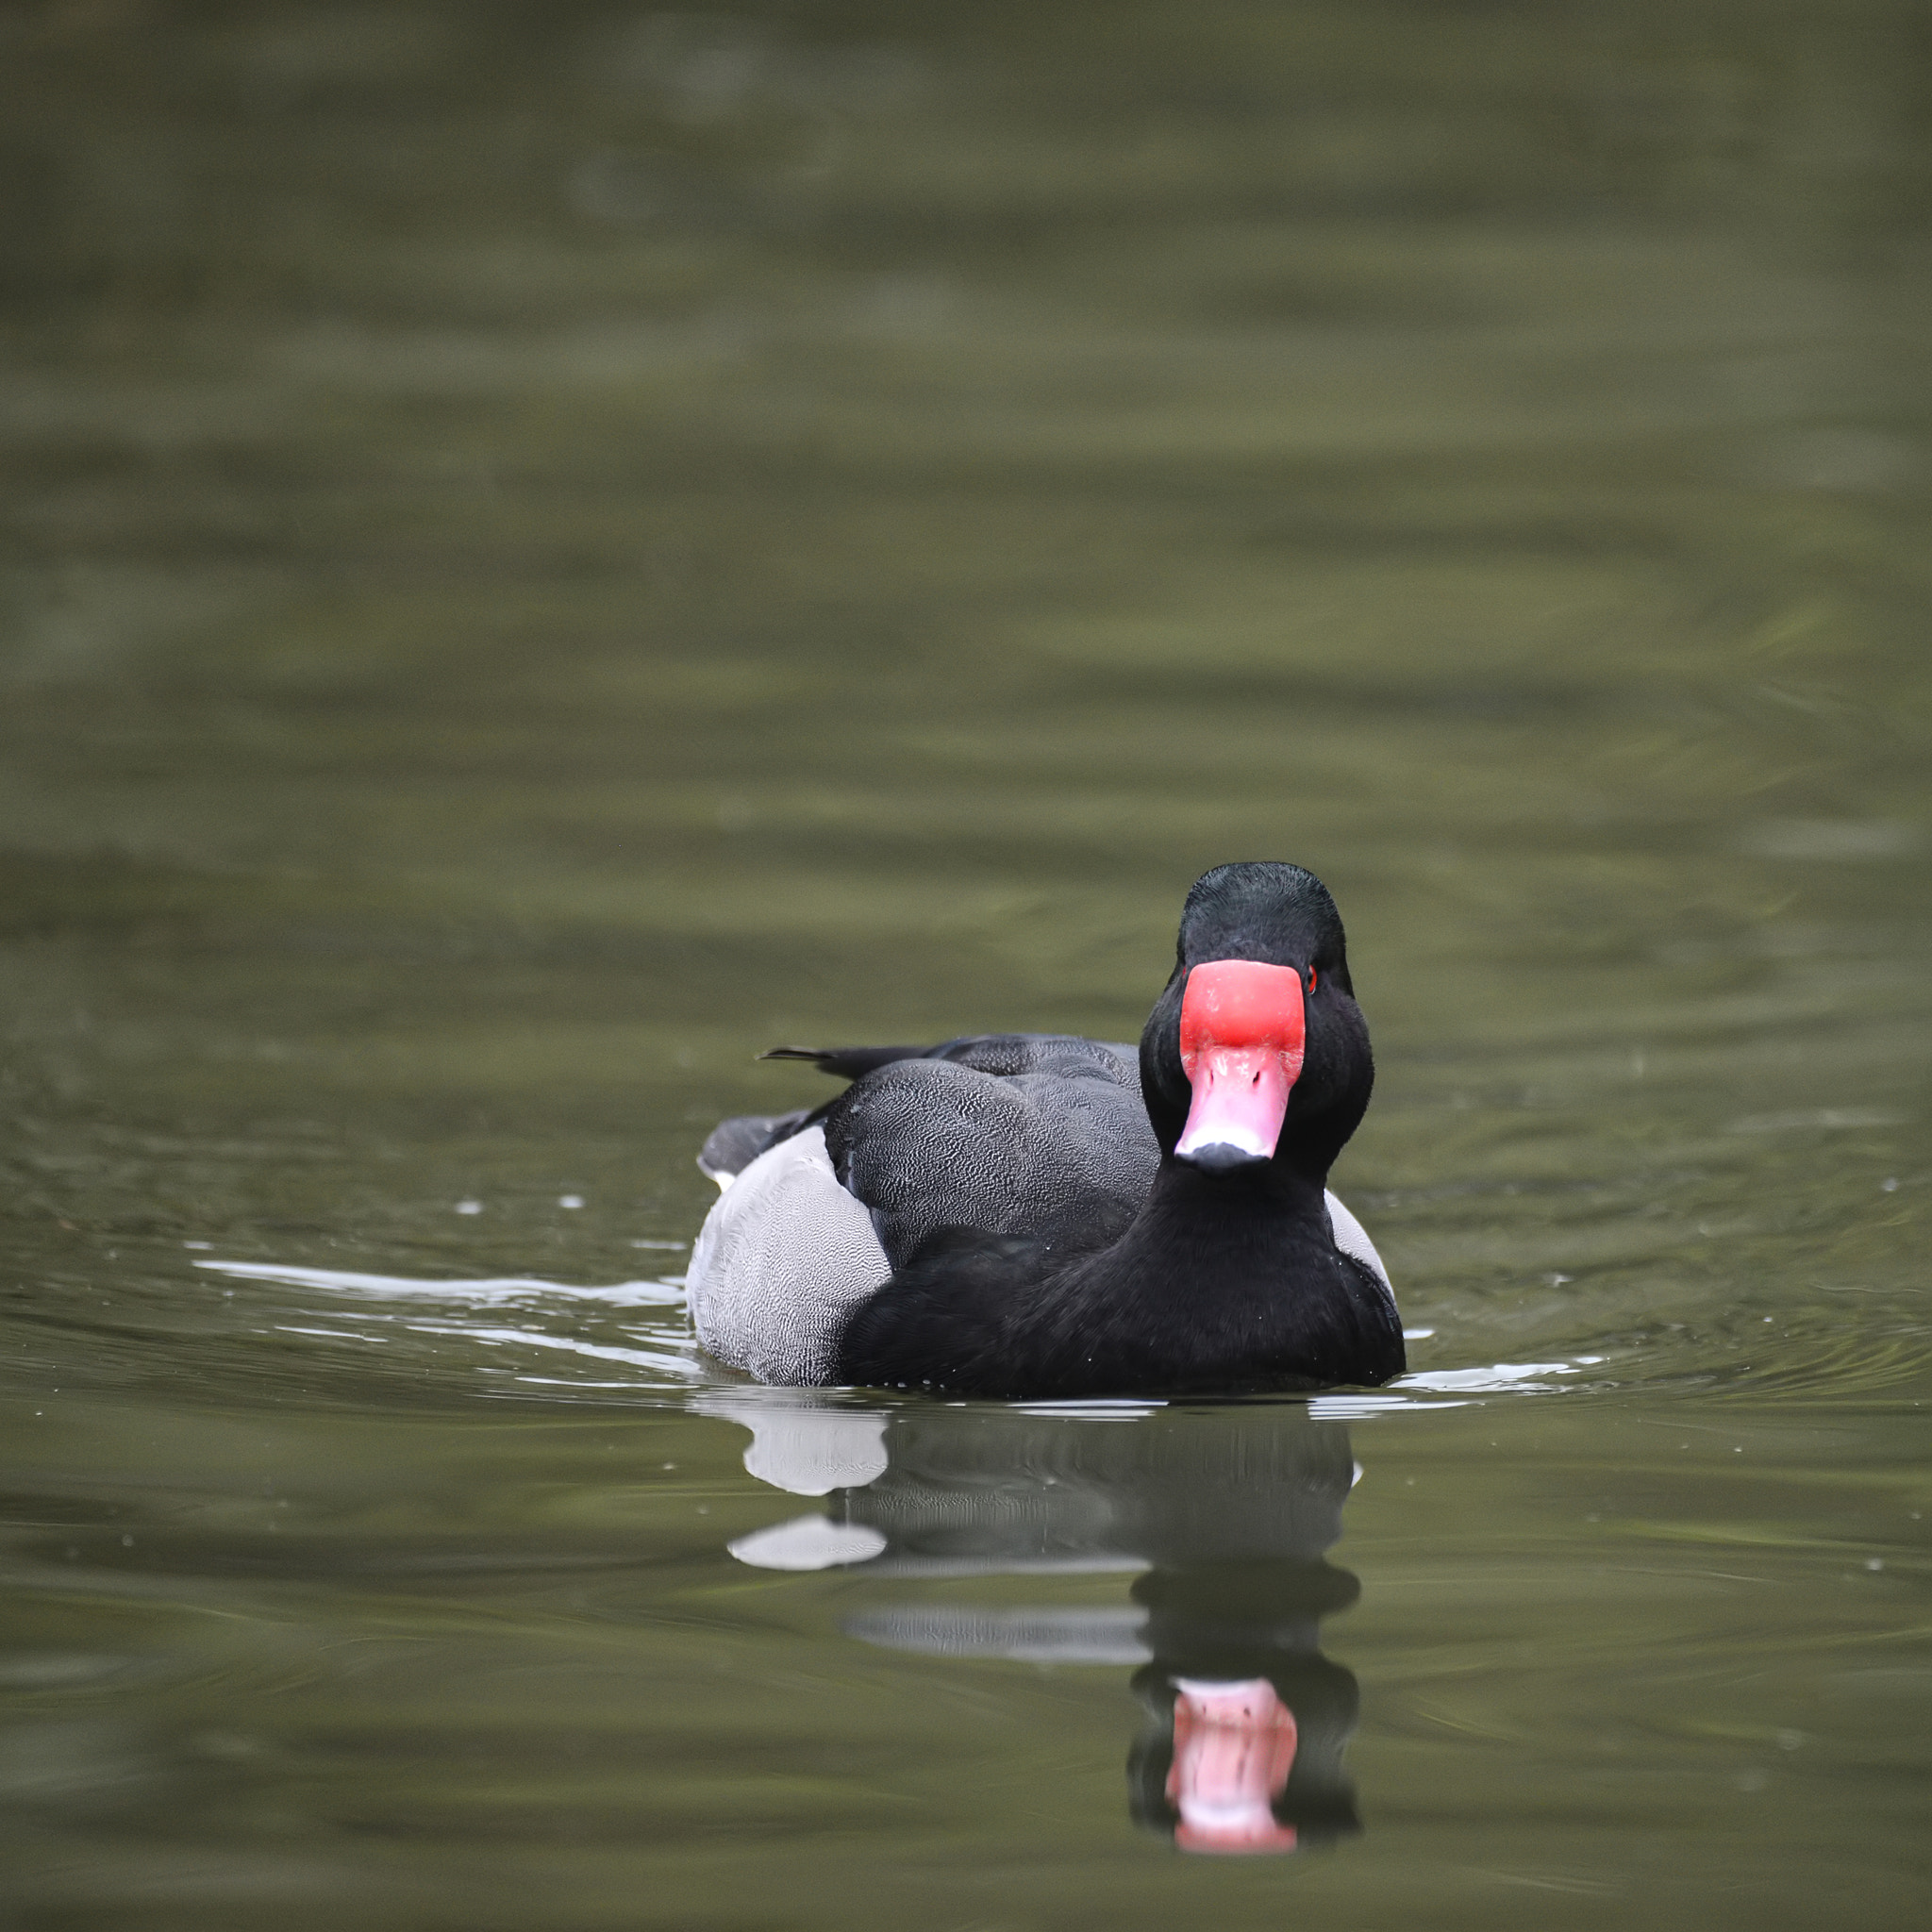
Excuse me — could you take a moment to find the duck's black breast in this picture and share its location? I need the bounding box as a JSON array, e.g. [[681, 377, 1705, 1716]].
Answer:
[[836, 1171, 1405, 1400], [823, 1035, 1158, 1272]]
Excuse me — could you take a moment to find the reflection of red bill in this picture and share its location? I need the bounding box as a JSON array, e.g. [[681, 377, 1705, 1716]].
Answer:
[[1167, 1677, 1300, 1856]]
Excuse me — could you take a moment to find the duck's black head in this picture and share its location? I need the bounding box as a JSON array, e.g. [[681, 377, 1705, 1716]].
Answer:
[[1139, 862, 1373, 1183]]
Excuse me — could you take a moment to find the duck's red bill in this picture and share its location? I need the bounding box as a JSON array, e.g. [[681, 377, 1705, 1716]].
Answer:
[[1175, 960, 1306, 1163], [1166, 1676, 1300, 1855]]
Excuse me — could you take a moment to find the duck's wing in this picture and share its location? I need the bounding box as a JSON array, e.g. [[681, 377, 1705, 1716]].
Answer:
[[824, 1040, 1158, 1273], [700, 1035, 1141, 1188]]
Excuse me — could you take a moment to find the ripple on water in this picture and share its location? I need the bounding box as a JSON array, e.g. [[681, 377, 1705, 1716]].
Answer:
[[170, 1259, 1912, 1414], [188, 1257, 705, 1399]]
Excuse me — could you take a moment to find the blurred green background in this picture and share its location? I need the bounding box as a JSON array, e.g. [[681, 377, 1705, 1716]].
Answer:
[[1, 4, 1928, 1927]]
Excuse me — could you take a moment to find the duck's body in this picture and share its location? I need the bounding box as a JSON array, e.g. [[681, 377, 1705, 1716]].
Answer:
[[687, 863, 1404, 1397]]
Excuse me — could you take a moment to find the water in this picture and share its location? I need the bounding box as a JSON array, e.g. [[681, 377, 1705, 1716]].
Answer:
[[2, 1, 1928, 1924]]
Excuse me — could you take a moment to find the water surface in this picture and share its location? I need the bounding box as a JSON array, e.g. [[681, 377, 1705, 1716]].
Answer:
[[2, 3, 1928, 1926]]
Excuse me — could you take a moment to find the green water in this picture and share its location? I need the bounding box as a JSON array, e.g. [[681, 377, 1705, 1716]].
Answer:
[[2, 1, 1928, 1924]]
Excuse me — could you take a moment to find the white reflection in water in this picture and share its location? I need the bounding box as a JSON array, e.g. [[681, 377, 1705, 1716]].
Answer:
[[193, 1259, 687, 1306], [693, 1388, 890, 1494], [192, 1257, 702, 1384]]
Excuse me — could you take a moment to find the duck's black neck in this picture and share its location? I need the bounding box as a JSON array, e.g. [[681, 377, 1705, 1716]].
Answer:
[[1144, 1149, 1334, 1225], [1018, 1152, 1396, 1396]]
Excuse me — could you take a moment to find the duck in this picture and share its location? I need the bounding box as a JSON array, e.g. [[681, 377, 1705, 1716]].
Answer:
[[686, 861, 1403, 1397]]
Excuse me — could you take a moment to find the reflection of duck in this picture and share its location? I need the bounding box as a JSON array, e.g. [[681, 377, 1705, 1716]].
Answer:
[[688, 862, 1403, 1397], [701, 1391, 1366, 1854]]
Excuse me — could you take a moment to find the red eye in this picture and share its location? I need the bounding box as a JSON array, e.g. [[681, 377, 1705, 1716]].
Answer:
[[1308, 967, 1319, 991]]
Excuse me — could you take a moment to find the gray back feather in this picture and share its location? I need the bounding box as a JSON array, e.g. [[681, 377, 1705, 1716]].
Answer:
[[824, 1039, 1158, 1271]]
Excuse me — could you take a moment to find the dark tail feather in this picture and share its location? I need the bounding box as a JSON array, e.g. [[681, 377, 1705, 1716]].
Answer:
[[697, 1108, 817, 1184], [758, 1044, 932, 1082], [704, 1045, 941, 1177]]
